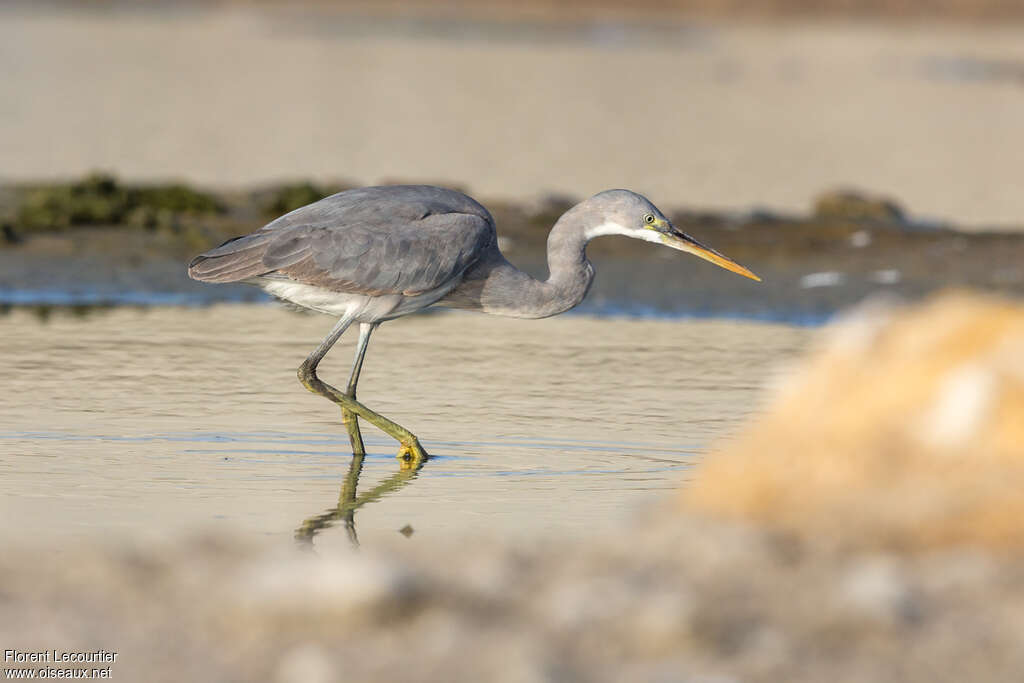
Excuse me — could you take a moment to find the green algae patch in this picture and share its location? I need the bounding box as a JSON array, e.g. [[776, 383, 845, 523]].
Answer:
[[11, 173, 224, 235], [258, 181, 350, 217]]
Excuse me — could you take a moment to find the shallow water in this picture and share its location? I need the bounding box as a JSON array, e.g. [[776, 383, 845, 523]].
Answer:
[[0, 305, 808, 548]]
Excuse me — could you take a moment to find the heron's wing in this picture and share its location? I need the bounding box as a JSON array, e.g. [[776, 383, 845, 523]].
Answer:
[[260, 212, 493, 296], [188, 185, 496, 294]]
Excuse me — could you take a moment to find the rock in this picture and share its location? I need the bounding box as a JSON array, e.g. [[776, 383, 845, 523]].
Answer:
[[813, 189, 906, 223], [233, 551, 418, 618], [275, 643, 335, 683], [838, 556, 917, 624], [684, 293, 1024, 550]]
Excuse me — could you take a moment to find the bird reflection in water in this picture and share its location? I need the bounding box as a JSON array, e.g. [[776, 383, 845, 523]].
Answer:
[[295, 450, 426, 549]]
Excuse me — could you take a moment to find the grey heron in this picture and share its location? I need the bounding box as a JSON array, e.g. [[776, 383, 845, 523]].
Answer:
[[189, 185, 759, 465]]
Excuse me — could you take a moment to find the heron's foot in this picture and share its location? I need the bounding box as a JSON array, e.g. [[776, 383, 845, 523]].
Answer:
[[397, 439, 427, 470]]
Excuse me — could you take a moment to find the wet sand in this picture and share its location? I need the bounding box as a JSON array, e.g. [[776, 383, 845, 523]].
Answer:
[[0, 305, 806, 547], [2, 7, 1024, 226]]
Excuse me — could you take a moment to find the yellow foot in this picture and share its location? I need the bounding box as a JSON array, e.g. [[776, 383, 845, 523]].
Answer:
[[397, 440, 428, 470]]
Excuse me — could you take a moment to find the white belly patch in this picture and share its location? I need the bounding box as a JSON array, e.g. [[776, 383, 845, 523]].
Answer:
[[259, 279, 453, 321], [260, 280, 366, 316]]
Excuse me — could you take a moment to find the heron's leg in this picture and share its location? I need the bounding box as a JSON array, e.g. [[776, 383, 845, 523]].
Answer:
[[346, 323, 377, 399], [301, 368, 428, 466], [298, 317, 427, 466], [341, 323, 378, 456]]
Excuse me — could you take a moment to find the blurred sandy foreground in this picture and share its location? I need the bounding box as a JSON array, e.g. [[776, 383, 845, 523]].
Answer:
[[2, 4, 1024, 227], [5, 292, 1024, 682]]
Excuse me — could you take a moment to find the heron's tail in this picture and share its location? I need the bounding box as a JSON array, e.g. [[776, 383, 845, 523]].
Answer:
[[188, 233, 273, 283]]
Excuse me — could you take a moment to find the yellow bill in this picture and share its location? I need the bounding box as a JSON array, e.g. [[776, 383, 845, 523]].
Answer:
[[660, 229, 762, 282]]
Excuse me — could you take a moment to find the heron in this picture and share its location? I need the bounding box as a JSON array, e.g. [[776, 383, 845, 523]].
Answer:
[[188, 185, 759, 465]]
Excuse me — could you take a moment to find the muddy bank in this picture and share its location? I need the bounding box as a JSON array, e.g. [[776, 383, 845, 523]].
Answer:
[[2, 174, 1023, 322]]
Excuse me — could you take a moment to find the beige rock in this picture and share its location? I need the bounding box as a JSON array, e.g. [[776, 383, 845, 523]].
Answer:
[[684, 292, 1024, 550]]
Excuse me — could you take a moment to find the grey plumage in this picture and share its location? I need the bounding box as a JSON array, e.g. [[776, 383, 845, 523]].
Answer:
[[188, 184, 759, 462], [189, 185, 493, 296]]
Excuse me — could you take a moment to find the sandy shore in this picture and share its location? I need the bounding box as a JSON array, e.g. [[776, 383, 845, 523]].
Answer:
[[2, 6, 1023, 226]]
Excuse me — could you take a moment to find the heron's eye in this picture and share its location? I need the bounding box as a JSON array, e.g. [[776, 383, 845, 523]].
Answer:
[[644, 214, 656, 225]]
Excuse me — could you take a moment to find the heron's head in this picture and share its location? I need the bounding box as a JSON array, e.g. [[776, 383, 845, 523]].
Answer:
[[582, 189, 761, 282]]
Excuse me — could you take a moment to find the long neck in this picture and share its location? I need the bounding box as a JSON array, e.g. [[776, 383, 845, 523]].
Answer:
[[442, 209, 596, 319], [540, 210, 596, 311]]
